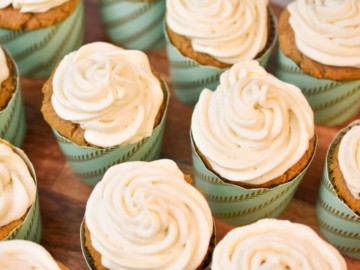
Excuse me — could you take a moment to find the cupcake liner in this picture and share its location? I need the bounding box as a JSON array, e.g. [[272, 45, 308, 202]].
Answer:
[[276, 48, 360, 126], [164, 9, 277, 106], [191, 134, 317, 226], [0, 0, 84, 78], [316, 120, 360, 260], [99, 0, 165, 50], [0, 49, 26, 148], [53, 80, 169, 186], [4, 142, 42, 243]]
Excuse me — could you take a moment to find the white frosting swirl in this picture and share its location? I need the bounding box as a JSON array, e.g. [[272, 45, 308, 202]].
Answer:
[[212, 219, 346, 270], [52, 42, 164, 148], [0, 240, 60, 270], [0, 0, 69, 13], [288, 0, 360, 67], [339, 125, 360, 199], [166, 0, 269, 64], [0, 47, 9, 89], [85, 159, 213, 270], [191, 61, 314, 185], [0, 142, 36, 227]]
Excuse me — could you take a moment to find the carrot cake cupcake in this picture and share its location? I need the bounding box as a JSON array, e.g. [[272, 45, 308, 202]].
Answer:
[[212, 219, 346, 270], [82, 159, 214, 270], [277, 0, 360, 125], [0, 0, 83, 78], [0, 240, 67, 269]]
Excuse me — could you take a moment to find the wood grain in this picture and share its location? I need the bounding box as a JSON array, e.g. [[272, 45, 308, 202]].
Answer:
[[16, 0, 360, 269]]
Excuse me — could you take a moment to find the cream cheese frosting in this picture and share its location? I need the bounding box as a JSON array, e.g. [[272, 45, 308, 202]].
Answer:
[[51, 42, 164, 148], [0, 0, 69, 13], [85, 159, 213, 270], [211, 219, 346, 270], [166, 0, 269, 64], [0, 141, 36, 227], [339, 125, 360, 199], [0, 240, 60, 270], [191, 60, 314, 185], [0, 47, 9, 89], [288, 0, 360, 67]]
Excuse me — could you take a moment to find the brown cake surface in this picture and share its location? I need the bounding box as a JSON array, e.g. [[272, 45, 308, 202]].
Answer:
[[0, 211, 28, 240], [0, 50, 16, 111], [0, 0, 79, 31], [278, 9, 360, 81]]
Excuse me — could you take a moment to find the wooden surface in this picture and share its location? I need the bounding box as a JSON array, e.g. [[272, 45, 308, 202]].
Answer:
[[18, 0, 359, 269]]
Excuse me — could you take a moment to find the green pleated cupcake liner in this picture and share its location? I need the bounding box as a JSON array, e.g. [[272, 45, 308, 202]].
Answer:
[[0, 0, 84, 78], [316, 120, 360, 260], [164, 9, 277, 106], [99, 0, 165, 50], [0, 48, 26, 148], [191, 134, 317, 226], [53, 79, 169, 186], [3, 141, 42, 243], [276, 48, 360, 126]]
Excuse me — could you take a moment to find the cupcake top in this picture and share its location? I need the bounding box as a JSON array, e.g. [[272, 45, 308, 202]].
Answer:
[[0, 140, 36, 227], [212, 219, 346, 270], [339, 125, 360, 199], [0, 47, 9, 89], [166, 0, 269, 64], [0, 0, 69, 13], [51, 42, 164, 148], [288, 0, 360, 68], [0, 240, 60, 269], [85, 159, 213, 270], [191, 60, 314, 185]]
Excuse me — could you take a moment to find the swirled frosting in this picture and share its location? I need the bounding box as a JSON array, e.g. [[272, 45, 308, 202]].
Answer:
[[212, 219, 346, 270], [85, 159, 213, 270], [0, 0, 69, 13], [288, 0, 360, 67], [0, 240, 60, 270], [0, 141, 36, 227], [0, 47, 9, 89], [166, 0, 269, 64], [339, 125, 360, 199], [191, 61, 314, 185], [52, 42, 164, 148]]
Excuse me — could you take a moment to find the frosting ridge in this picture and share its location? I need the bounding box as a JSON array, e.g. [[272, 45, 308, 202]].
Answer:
[[0, 0, 70, 13], [0, 47, 9, 89]]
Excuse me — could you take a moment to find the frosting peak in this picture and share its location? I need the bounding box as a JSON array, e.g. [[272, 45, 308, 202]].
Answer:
[[288, 0, 360, 67], [0, 48, 9, 89], [51, 42, 164, 148], [191, 60, 314, 185], [166, 0, 269, 64], [85, 159, 213, 270], [0, 0, 70, 13]]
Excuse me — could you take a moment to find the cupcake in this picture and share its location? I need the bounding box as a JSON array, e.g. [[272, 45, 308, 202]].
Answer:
[[276, 0, 360, 125], [191, 60, 316, 225], [0, 0, 84, 78], [0, 46, 26, 147], [316, 120, 360, 260], [98, 0, 165, 50], [41, 42, 169, 186], [212, 219, 346, 270], [165, 0, 277, 105], [0, 139, 41, 242], [81, 159, 214, 270], [0, 240, 67, 269]]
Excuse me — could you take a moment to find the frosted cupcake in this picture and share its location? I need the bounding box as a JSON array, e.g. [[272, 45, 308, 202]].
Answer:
[[317, 120, 360, 259], [277, 0, 360, 125], [0, 240, 67, 269], [212, 219, 346, 270], [98, 0, 165, 50], [191, 60, 316, 225], [82, 159, 214, 270], [0, 0, 84, 78], [165, 0, 277, 105], [0, 139, 41, 242], [0, 46, 26, 147], [41, 42, 169, 186]]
